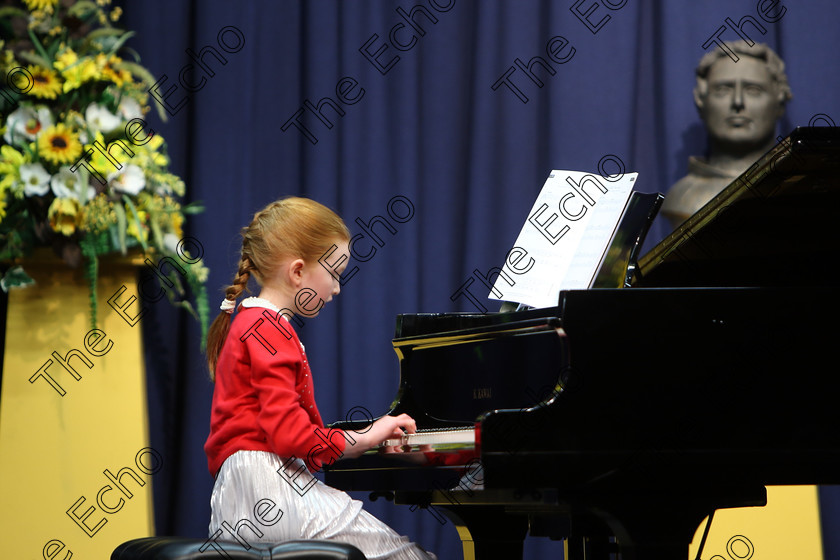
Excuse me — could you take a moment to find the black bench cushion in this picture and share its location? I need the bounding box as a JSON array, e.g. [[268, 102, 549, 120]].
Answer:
[[111, 536, 367, 560]]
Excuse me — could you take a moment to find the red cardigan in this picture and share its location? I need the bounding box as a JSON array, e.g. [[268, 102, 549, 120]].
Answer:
[[204, 304, 347, 476]]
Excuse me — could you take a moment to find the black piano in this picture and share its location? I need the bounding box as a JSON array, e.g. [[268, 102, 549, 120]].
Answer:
[[324, 127, 840, 560]]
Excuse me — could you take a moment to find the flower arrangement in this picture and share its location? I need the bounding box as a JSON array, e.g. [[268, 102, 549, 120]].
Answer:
[[0, 0, 209, 340]]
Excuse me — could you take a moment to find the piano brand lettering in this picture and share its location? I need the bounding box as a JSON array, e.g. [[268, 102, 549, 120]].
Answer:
[[450, 155, 624, 312], [472, 387, 491, 399], [147, 26, 245, 117], [201, 498, 284, 557], [492, 0, 629, 104], [283, 1, 455, 145], [702, 1, 786, 62], [40, 447, 162, 558]]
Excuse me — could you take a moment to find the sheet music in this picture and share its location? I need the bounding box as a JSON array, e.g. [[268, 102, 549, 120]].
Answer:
[[489, 169, 638, 309]]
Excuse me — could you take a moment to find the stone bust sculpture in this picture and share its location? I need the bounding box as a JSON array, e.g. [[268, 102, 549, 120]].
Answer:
[[661, 41, 793, 228]]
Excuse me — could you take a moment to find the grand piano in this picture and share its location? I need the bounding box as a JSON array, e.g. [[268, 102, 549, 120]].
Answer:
[[324, 127, 840, 560]]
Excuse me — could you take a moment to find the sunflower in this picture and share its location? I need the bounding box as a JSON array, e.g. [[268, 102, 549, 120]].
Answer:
[[53, 48, 78, 72], [23, 0, 58, 12], [60, 57, 100, 92], [100, 55, 132, 88], [37, 123, 83, 165], [26, 65, 62, 99]]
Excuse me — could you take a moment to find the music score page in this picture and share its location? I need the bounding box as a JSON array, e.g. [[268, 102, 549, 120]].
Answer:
[[489, 169, 637, 309]]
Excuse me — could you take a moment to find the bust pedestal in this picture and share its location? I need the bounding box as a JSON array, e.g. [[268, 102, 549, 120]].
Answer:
[[0, 251, 155, 557]]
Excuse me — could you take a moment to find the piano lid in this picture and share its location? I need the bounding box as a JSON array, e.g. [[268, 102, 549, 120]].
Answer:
[[636, 126, 840, 287]]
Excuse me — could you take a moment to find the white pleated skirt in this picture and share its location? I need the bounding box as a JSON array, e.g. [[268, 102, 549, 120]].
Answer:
[[209, 450, 437, 560]]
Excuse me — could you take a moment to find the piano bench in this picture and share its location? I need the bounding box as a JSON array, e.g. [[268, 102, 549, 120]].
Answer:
[[111, 536, 368, 560]]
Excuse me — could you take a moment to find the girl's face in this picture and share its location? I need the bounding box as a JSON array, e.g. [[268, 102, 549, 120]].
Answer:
[[296, 238, 350, 317]]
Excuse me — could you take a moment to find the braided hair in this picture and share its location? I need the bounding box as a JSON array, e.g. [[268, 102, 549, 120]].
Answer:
[[205, 197, 350, 379]]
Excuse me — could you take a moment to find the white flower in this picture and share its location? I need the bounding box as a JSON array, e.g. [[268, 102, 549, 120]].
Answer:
[[20, 163, 52, 197], [108, 164, 146, 196], [118, 97, 143, 122], [85, 103, 121, 133], [51, 166, 96, 202], [163, 232, 180, 254], [3, 106, 53, 146]]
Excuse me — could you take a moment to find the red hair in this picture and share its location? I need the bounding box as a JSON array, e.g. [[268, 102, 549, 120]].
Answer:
[[205, 197, 350, 379]]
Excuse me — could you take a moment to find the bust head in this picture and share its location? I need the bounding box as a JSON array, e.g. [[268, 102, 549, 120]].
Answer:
[[693, 41, 792, 154]]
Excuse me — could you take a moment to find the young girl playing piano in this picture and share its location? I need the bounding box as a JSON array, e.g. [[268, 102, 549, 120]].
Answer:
[[204, 197, 436, 559]]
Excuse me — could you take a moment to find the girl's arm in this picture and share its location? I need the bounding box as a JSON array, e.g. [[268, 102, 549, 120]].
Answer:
[[342, 413, 417, 458]]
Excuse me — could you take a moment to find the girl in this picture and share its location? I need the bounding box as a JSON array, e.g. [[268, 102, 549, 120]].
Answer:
[[204, 197, 436, 559]]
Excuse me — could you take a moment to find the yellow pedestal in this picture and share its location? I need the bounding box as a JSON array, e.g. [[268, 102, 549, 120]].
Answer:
[[689, 485, 823, 560], [0, 254, 155, 558]]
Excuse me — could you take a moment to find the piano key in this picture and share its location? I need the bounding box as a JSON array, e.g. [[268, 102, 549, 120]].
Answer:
[[381, 427, 476, 448]]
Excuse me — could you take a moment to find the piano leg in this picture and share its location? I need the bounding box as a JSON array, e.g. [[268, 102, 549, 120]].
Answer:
[[533, 513, 616, 560], [564, 536, 616, 560], [437, 505, 529, 560]]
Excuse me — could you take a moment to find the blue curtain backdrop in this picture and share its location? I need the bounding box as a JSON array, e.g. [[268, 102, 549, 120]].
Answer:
[[118, 1, 840, 558]]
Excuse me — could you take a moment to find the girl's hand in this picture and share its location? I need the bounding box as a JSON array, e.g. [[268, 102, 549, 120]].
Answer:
[[343, 413, 417, 458]]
